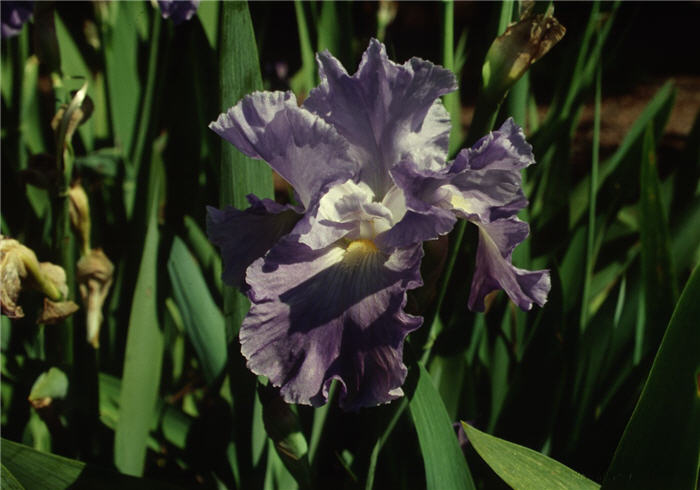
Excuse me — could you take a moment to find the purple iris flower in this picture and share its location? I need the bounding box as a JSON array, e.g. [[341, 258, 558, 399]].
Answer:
[[157, 0, 199, 25], [391, 118, 551, 311], [207, 39, 549, 409], [1, 1, 33, 38]]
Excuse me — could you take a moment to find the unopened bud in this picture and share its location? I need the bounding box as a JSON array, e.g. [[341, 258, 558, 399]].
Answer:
[[482, 12, 565, 103], [69, 181, 91, 254], [377, 1, 398, 40], [77, 249, 114, 348]]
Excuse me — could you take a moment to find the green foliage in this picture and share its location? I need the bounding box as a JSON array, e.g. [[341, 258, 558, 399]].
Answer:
[[1, 438, 176, 489], [409, 363, 475, 490], [2, 2, 698, 489], [639, 124, 678, 348], [463, 423, 600, 490], [114, 149, 165, 476], [167, 236, 227, 385], [603, 264, 700, 489]]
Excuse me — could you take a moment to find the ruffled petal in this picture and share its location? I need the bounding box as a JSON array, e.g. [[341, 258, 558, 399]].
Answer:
[[206, 196, 302, 289], [376, 209, 455, 250], [240, 237, 423, 409], [299, 179, 395, 250], [209, 91, 357, 208], [304, 39, 457, 196], [468, 218, 550, 311], [440, 118, 535, 222], [375, 159, 457, 249]]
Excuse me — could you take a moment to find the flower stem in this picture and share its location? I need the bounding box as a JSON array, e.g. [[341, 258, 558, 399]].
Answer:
[[47, 145, 75, 367], [580, 62, 602, 331]]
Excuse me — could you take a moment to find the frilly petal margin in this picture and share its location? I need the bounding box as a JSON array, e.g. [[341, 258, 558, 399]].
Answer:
[[468, 218, 550, 312], [209, 91, 357, 209], [304, 38, 457, 196], [445, 118, 535, 222], [377, 158, 458, 249], [240, 237, 423, 410], [206, 196, 302, 289]]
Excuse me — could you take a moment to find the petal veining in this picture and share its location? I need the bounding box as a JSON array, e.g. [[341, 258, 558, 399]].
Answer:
[[210, 91, 357, 208], [304, 39, 457, 197], [241, 237, 423, 409]]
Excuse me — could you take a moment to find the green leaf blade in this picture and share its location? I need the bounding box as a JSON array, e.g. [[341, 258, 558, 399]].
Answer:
[[639, 123, 678, 350], [2, 438, 177, 489], [462, 424, 600, 490], [1, 463, 25, 490], [114, 178, 164, 477], [602, 264, 700, 489], [409, 363, 475, 490], [2, 438, 83, 489], [102, 2, 141, 155], [167, 236, 227, 385]]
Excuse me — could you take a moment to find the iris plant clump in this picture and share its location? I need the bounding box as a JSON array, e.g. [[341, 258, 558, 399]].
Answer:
[[207, 39, 550, 410]]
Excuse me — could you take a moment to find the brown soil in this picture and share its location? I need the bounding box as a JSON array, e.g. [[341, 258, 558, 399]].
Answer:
[[460, 75, 700, 176]]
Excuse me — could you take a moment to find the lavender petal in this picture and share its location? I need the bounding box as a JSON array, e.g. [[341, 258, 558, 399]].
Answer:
[[210, 91, 357, 209], [206, 197, 301, 289], [304, 38, 457, 196], [468, 218, 550, 311], [241, 237, 423, 409]]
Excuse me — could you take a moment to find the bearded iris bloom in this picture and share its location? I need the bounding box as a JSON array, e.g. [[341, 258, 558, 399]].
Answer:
[[207, 39, 549, 409]]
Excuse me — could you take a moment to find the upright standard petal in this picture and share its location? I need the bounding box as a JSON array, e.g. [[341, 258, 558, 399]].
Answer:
[[240, 237, 423, 410], [469, 218, 550, 312], [210, 91, 357, 209], [206, 196, 301, 289], [304, 39, 457, 196]]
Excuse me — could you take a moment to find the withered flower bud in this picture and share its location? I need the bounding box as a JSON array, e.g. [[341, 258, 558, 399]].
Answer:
[[1, 238, 28, 318], [37, 262, 69, 299], [52, 83, 90, 152], [51, 104, 84, 145], [482, 11, 565, 104], [38, 297, 80, 325], [76, 248, 114, 348], [1, 236, 68, 319]]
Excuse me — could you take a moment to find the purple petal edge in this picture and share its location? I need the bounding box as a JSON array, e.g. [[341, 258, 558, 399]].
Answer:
[[240, 238, 423, 409], [468, 218, 550, 311], [206, 197, 301, 289], [209, 91, 357, 209]]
